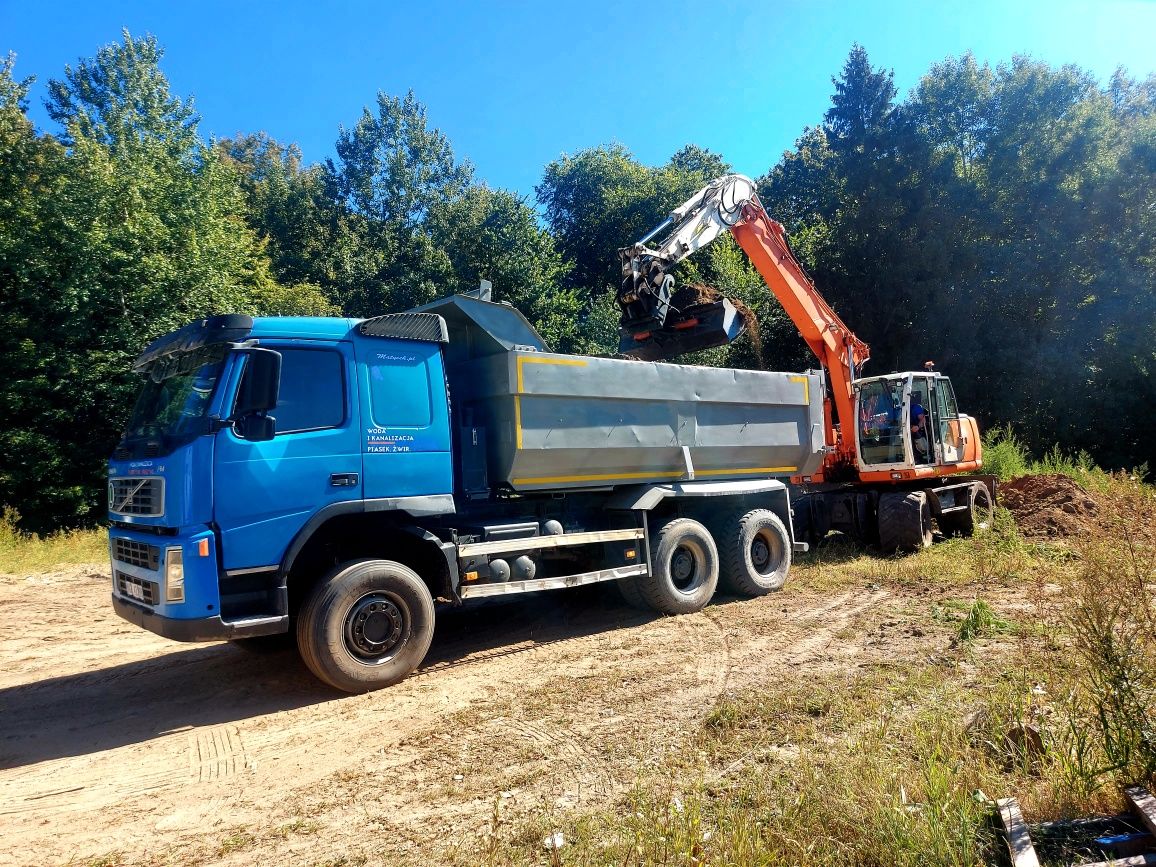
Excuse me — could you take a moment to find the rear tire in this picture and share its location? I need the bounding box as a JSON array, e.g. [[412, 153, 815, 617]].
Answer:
[[940, 482, 995, 537], [715, 509, 791, 596], [637, 518, 719, 615], [297, 559, 435, 693], [878, 491, 933, 554]]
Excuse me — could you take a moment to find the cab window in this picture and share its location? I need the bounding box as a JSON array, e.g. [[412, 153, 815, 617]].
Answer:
[[236, 348, 345, 434]]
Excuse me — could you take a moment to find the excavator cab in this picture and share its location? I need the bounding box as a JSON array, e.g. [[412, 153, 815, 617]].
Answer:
[[855, 373, 971, 471]]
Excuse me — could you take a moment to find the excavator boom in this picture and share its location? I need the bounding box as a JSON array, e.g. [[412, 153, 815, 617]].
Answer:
[[617, 174, 868, 465]]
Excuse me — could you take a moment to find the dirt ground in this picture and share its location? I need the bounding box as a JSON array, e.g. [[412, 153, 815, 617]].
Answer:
[[0, 553, 992, 867]]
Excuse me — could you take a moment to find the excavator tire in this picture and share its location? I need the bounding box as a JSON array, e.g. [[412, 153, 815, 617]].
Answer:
[[878, 491, 933, 554], [714, 509, 791, 596], [940, 482, 994, 538]]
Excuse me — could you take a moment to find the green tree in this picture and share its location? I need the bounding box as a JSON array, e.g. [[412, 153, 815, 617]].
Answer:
[[426, 185, 581, 349], [536, 144, 734, 295], [323, 91, 471, 313], [0, 34, 317, 531]]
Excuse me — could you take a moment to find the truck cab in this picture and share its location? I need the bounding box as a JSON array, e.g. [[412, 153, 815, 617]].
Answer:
[[108, 313, 452, 643]]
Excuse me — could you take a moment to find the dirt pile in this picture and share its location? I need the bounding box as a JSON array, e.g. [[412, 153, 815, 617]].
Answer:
[[1000, 473, 1098, 538]]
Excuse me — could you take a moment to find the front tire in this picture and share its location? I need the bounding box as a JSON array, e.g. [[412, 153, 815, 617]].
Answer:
[[297, 559, 435, 693], [878, 491, 933, 554], [637, 518, 719, 615]]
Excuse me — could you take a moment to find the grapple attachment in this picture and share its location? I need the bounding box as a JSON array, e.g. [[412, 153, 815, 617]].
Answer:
[[618, 298, 746, 361]]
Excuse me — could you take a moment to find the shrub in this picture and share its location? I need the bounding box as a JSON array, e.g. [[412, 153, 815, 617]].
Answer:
[[981, 425, 1029, 481]]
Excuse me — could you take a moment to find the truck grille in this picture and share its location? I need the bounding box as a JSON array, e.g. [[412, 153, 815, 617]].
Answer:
[[115, 571, 159, 605], [112, 538, 160, 570], [109, 477, 163, 516]]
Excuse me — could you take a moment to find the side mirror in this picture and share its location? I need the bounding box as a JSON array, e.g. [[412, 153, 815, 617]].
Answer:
[[233, 347, 281, 417], [234, 413, 276, 443]]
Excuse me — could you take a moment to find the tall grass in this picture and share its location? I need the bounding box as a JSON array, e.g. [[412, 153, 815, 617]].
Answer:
[[443, 472, 1154, 867], [1061, 474, 1156, 786], [982, 424, 1125, 490], [0, 508, 108, 575], [982, 424, 1030, 481]]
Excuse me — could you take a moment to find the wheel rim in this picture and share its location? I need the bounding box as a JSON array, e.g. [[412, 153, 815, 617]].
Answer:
[[669, 541, 706, 594], [343, 592, 410, 665], [750, 527, 784, 576], [974, 487, 993, 531]]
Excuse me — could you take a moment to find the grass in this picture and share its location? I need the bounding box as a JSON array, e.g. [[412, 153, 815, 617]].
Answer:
[[441, 471, 1154, 867], [0, 508, 108, 575], [981, 425, 1143, 493], [956, 598, 1012, 641]]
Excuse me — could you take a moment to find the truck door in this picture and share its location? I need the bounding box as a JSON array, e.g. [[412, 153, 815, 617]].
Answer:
[[214, 341, 362, 570], [353, 336, 452, 504]]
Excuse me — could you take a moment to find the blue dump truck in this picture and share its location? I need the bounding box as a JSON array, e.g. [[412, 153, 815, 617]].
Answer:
[[107, 293, 826, 692]]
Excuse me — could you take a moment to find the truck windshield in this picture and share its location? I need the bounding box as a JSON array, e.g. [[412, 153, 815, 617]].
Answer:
[[123, 357, 225, 442]]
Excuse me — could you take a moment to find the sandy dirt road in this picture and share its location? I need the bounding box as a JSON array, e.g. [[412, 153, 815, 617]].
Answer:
[[0, 562, 933, 866]]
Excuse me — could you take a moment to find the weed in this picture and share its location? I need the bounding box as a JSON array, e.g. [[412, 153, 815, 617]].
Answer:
[[1061, 475, 1156, 785], [215, 827, 256, 856], [982, 424, 1030, 481], [957, 598, 1012, 641], [271, 818, 320, 839]]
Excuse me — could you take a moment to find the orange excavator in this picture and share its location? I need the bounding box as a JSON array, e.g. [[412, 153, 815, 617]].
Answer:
[[616, 174, 994, 553]]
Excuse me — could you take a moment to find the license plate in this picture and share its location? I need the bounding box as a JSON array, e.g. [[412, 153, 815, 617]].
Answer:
[[125, 581, 144, 601]]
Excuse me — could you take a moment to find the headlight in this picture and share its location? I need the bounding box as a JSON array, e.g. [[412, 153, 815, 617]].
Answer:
[[164, 546, 185, 603]]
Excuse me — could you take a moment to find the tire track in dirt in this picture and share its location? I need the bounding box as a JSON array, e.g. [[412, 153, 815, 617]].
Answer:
[[1, 572, 898, 866], [189, 725, 247, 782]]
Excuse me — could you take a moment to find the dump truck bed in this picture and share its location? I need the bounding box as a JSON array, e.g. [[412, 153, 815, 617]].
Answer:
[[458, 350, 825, 492], [413, 293, 826, 495]]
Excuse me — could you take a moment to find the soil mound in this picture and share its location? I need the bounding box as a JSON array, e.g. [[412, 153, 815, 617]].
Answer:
[[1000, 473, 1098, 538]]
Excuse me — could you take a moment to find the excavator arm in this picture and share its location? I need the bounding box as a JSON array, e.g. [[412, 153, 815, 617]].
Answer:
[[617, 174, 869, 466]]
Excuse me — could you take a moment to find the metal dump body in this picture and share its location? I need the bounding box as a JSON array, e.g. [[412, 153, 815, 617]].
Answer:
[[469, 351, 824, 490], [413, 294, 826, 493]]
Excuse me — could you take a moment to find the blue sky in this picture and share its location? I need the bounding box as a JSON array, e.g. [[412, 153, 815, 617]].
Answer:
[[4, 0, 1154, 198]]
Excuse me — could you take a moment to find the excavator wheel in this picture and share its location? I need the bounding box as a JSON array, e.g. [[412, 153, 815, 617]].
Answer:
[[940, 482, 995, 538], [878, 491, 933, 554]]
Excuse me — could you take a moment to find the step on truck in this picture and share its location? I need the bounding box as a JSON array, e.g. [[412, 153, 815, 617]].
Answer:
[[108, 293, 826, 692]]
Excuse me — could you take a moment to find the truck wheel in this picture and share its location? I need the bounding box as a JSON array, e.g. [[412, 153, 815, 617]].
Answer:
[[941, 482, 994, 537], [716, 509, 791, 596], [878, 491, 933, 554], [638, 518, 719, 615], [296, 559, 435, 693]]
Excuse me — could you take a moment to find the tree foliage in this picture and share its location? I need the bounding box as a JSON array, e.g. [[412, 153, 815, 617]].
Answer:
[[0, 35, 325, 531], [1, 36, 1152, 531]]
